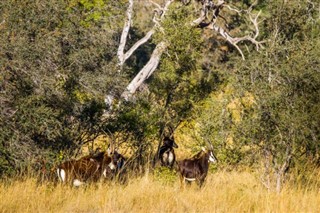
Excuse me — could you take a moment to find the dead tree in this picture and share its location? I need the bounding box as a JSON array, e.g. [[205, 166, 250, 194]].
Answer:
[[104, 0, 265, 110]]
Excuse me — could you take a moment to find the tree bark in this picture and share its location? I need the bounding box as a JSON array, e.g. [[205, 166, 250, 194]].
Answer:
[[105, 0, 173, 109], [121, 41, 168, 101], [117, 0, 134, 66]]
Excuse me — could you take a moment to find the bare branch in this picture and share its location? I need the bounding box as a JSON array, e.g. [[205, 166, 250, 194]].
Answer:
[[105, 0, 174, 109], [207, 10, 264, 60], [207, 24, 245, 59], [249, 11, 262, 40], [192, 2, 208, 26], [123, 29, 155, 62], [117, 0, 134, 66], [122, 41, 168, 100], [117, 0, 173, 67], [193, 0, 264, 60], [223, 4, 242, 13], [149, 0, 162, 10]]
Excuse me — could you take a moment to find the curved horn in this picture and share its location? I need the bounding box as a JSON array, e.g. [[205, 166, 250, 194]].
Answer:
[[103, 128, 116, 155], [168, 125, 174, 138], [170, 120, 182, 137], [205, 138, 214, 150], [209, 140, 214, 149]]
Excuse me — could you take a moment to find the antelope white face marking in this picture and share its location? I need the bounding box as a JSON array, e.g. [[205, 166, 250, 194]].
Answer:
[[201, 147, 206, 152], [209, 152, 217, 163], [108, 162, 116, 170], [73, 179, 84, 187], [103, 168, 107, 177], [184, 177, 196, 181], [60, 169, 66, 182], [168, 152, 174, 163]]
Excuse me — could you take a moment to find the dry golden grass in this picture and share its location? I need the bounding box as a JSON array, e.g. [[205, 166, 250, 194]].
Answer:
[[1, 171, 320, 213]]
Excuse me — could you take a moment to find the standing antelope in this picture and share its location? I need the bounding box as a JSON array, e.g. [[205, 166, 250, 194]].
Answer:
[[56, 149, 123, 186], [158, 136, 179, 168], [177, 147, 217, 188]]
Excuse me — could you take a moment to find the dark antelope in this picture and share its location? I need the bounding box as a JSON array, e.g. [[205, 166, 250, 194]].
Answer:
[[105, 150, 126, 181], [177, 147, 217, 188], [158, 136, 178, 168], [56, 149, 124, 186]]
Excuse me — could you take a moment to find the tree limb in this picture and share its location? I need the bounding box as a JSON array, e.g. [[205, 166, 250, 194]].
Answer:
[[117, 0, 173, 67], [117, 0, 134, 66], [194, 0, 264, 60], [123, 29, 155, 63], [105, 0, 174, 110], [121, 41, 168, 100]]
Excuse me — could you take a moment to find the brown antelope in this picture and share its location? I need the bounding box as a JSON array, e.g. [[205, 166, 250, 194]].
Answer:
[[56, 151, 117, 186], [56, 140, 127, 186], [103, 150, 126, 181], [158, 136, 178, 168], [177, 147, 217, 188]]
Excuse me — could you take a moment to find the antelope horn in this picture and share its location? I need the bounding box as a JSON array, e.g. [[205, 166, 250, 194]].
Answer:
[[173, 120, 182, 131], [204, 138, 213, 150], [103, 128, 116, 154], [168, 125, 174, 138], [208, 139, 214, 150], [169, 121, 182, 138], [159, 122, 167, 139]]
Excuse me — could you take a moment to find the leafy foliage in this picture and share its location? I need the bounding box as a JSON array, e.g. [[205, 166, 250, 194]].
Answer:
[[0, 0, 124, 176], [0, 0, 319, 184], [188, 1, 320, 190]]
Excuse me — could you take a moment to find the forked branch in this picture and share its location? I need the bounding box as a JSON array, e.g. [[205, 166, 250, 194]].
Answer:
[[194, 0, 265, 60], [122, 41, 168, 101], [105, 0, 173, 110], [117, 0, 173, 68]]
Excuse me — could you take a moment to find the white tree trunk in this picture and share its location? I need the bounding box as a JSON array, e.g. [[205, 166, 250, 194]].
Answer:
[[117, 0, 173, 68], [121, 41, 167, 101], [117, 0, 134, 66], [105, 0, 173, 110]]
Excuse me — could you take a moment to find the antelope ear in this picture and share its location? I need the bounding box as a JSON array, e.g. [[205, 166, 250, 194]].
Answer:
[[201, 147, 206, 152]]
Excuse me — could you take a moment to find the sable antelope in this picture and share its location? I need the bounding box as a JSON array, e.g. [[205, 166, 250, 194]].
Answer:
[[56, 150, 119, 186], [158, 136, 179, 168], [113, 151, 126, 172], [177, 146, 217, 188], [103, 150, 126, 181]]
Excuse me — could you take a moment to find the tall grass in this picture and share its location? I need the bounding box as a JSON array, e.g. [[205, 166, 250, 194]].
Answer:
[[1, 171, 319, 213]]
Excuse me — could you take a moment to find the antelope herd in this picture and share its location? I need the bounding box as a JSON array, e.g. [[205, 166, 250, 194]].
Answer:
[[54, 136, 217, 188]]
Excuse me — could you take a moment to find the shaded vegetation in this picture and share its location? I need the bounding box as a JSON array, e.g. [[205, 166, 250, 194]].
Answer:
[[0, 0, 319, 194]]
